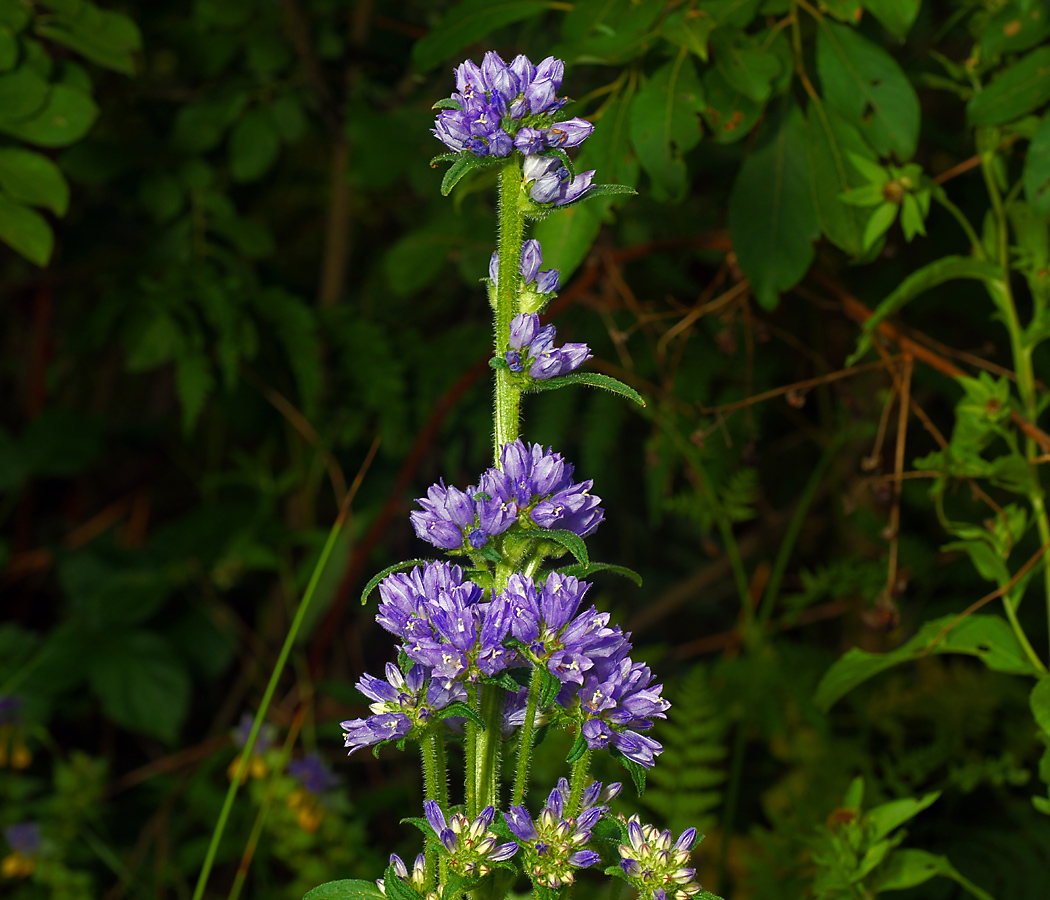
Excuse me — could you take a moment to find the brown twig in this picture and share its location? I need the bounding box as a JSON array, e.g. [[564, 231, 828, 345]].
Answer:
[[884, 353, 912, 598]]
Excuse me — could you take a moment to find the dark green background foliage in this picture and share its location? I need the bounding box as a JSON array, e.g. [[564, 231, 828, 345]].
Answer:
[[3, 0, 1050, 897]]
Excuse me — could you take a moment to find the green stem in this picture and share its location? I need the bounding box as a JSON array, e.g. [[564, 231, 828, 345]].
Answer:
[[190, 500, 352, 900], [566, 745, 593, 815], [932, 187, 985, 259], [756, 437, 844, 633], [475, 684, 506, 812], [511, 667, 544, 805], [465, 683, 479, 820], [494, 161, 525, 462], [423, 731, 449, 891]]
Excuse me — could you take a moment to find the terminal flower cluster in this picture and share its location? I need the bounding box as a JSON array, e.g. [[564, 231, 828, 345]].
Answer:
[[424, 802, 519, 877], [617, 816, 705, 900], [433, 52, 593, 159], [378, 852, 428, 898], [410, 440, 604, 553]]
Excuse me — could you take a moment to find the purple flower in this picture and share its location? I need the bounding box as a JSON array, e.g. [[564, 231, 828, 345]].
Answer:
[[424, 802, 519, 877], [509, 313, 541, 350], [523, 155, 596, 206], [341, 659, 467, 754], [4, 822, 39, 856], [504, 779, 612, 888], [513, 127, 548, 155], [616, 815, 705, 900], [0, 695, 22, 725], [378, 853, 426, 897], [547, 118, 594, 148], [536, 269, 560, 294], [504, 313, 592, 381], [410, 477, 517, 552], [288, 752, 340, 795], [520, 240, 543, 283], [570, 657, 669, 768], [501, 572, 627, 684]]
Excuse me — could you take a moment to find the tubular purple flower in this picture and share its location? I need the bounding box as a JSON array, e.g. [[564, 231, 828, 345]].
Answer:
[[616, 816, 706, 900], [455, 59, 486, 105], [548, 117, 594, 148], [536, 269, 560, 294], [489, 251, 499, 283], [534, 56, 565, 89], [427, 803, 519, 876], [288, 752, 340, 795], [514, 127, 548, 155], [509, 313, 541, 350], [520, 239, 543, 283], [342, 713, 412, 755]]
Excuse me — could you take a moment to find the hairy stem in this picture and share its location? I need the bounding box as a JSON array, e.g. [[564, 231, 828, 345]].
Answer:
[[423, 730, 449, 890], [494, 161, 525, 463], [475, 684, 506, 812], [511, 666, 544, 805], [567, 745, 593, 815], [465, 683, 479, 820]]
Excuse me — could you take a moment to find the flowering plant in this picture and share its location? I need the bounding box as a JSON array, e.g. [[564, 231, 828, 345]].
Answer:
[[305, 51, 721, 900]]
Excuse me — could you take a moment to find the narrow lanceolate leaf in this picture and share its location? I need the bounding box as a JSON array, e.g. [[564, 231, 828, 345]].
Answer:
[[526, 371, 646, 406], [1024, 111, 1050, 216], [438, 153, 501, 195], [360, 559, 431, 605], [611, 746, 647, 795], [554, 561, 643, 587], [847, 256, 1003, 365], [431, 98, 462, 111], [565, 730, 588, 764], [554, 183, 638, 210], [521, 528, 589, 566], [539, 666, 562, 707], [816, 21, 921, 160], [967, 46, 1050, 126], [728, 98, 819, 309], [437, 700, 487, 729]]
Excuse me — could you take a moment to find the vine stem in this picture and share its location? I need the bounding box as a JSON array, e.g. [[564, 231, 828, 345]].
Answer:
[[190, 487, 357, 900], [511, 666, 544, 805], [494, 160, 525, 462]]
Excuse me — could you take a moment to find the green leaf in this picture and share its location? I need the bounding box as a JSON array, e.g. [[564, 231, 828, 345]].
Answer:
[[556, 0, 663, 64], [532, 202, 602, 285], [431, 97, 462, 111], [0, 1, 29, 32], [553, 561, 643, 586], [0, 190, 52, 265], [489, 356, 511, 370], [270, 94, 306, 143], [659, 8, 717, 61], [411, 0, 551, 72], [710, 30, 782, 104], [439, 152, 500, 196], [521, 528, 589, 566], [539, 666, 562, 707], [360, 559, 431, 605], [303, 880, 387, 900], [553, 182, 637, 211], [698, 0, 763, 27], [59, 553, 173, 628], [866, 791, 940, 842], [982, 1, 1050, 57], [565, 730, 588, 764], [229, 107, 280, 182], [19, 408, 103, 476], [442, 873, 480, 900], [873, 849, 996, 900], [172, 95, 245, 153], [1024, 111, 1050, 216], [174, 351, 213, 435], [814, 613, 1043, 710], [612, 746, 647, 795], [728, 98, 819, 309], [0, 25, 17, 71], [806, 106, 878, 256], [526, 371, 645, 406], [816, 21, 920, 159], [0, 64, 50, 119], [0, 83, 99, 146], [967, 46, 1050, 127], [629, 54, 705, 202], [861, 200, 898, 251], [863, 0, 922, 39], [382, 865, 422, 900], [36, 3, 142, 74], [847, 256, 1003, 365], [88, 630, 191, 742], [1032, 675, 1050, 735], [0, 147, 69, 215]]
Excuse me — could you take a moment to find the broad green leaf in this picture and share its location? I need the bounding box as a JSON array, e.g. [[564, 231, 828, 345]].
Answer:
[[19, 408, 103, 476], [0, 147, 69, 215], [411, 0, 551, 72], [382, 865, 423, 900], [539, 666, 561, 707], [59, 553, 173, 628], [438, 700, 487, 729], [1024, 111, 1050, 216], [629, 54, 704, 201], [816, 21, 920, 159], [556, 0, 662, 64], [384, 213, 466, 296], [553, 561, 643, 586], [660, 8, 717, 61], [174, 350, 214, 434], [360, 559, 431, 605], [611, 745, 647, 795], [967, 46, 1050, 127], [138, 173, 185, 223], [36, 3, 142, 74], [229, 107, 280, 182], [526, 371, 646, 407], [805, 105, 877, 256], [873, 849, 996, 899], [863, 0, 922, 39], [728, 99, 819, 309], [0, 84, 99, 146], [815, 613, 1043, 710], [304, 880, 387, 900], [0, 190, 53, 265], [0, 0, 29, 31], [866, 791, 940, 842], [0, 24, 16, 71], [88, 630, 191, 742], [698, 0, 763, 27], [270, 94, 306, 143], [532, 202, 602, 284], [701, 65, 764, 143], [982, 1, 1050, 57], [847, 256, 1003, 364], [710, 30, 782, 104], [0, 65, 50, 119], [566, 730, 588, 763], [1032, 675, 1050, 734], [172, 96, 245, 153]]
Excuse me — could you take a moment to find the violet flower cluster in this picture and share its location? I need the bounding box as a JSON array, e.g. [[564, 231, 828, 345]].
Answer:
[[432, 52, 596, 207], [409, 440, 603, 553], [489, 238, 560, 307], [506, 312, 592, 380]]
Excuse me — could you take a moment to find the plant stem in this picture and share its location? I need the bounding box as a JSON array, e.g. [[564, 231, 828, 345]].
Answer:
[[494, 160, 525, 462], [511, 666, 544, 805], [465, 683, 479, 820], [422, 730, 448, 890], [190, 492, 355, 900], [566, 745, 593, 815], [932, 188, 985, 259], [475, 683, 506, 812]]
